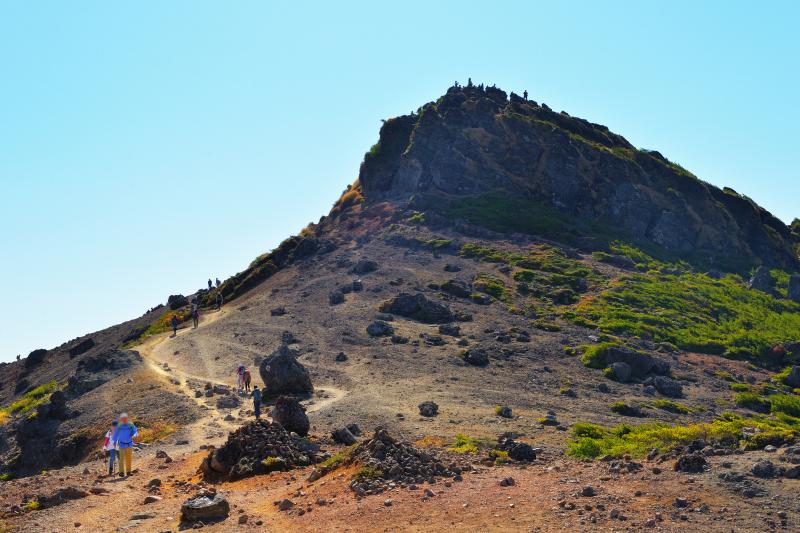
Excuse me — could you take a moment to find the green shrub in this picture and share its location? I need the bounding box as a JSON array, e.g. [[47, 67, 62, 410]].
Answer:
[[734, 392, 771, 413], [571, 422, 605, 439], [580, 342, 620, 369], [320, 445, 356, 469], [449, 434, 480, 454], [568, 437, 603, 458], [489, 449, 511, 465], [261, 456, 288, 472], [610, 401, 645, 417], [651, 399, 692, 414], [24, 500, 40, 512], [1, 381, 59, 424], [571, 258, 800, 367], [353, 466, 382, 482], [473, 274, 509, 302], [730, 383, 751, 392], [770, 394, 800, 417], [567, 413, 799, 459], [532, 320, 561, 332]]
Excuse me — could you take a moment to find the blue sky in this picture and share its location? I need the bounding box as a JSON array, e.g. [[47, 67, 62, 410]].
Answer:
[[1, 1, 798, 362]]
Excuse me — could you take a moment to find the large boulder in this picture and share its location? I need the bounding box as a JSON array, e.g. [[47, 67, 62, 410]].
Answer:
[[781, 366, 800, 388], [167, 294, 189, 310], [66, 350, 142, 398], [379, 293, 456, 323], [749, 266, 775, 294], [67, 338, 95, 357], [607, 362, 632, 383], [463, 347, 489, 366], [603, 346, 669, 378], [180, 492, 230, 522], [259, 345, 313, 397], [653, 376, 683, 398], [351, 259, 378, 274], [24, 349, 48, 369], [789, 275, 800, 304], [441, 279, 471, 298], [271, 396, 310, 436], [366, 320, 394, 337]]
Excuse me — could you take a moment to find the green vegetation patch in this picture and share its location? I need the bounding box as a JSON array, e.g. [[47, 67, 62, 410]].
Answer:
[[448, 434, 481, 454], [568, 413, 799, 459], [651, 399, 693, 414], [0, 381, 58, 424], [734, 392, 772, 413], [473, 274, 509, 302], [353, 466, 383, 482], [572, 247, 800, 366]]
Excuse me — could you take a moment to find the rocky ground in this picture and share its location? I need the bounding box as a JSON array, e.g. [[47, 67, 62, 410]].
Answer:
[[1, 208, 798, 532]]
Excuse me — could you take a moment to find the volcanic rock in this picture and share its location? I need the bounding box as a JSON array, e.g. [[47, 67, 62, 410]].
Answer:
[[271, 396, 310, 436], [379, 293, 456, 323], [258, 345, 313, 397], [180, 491, 230, 522]]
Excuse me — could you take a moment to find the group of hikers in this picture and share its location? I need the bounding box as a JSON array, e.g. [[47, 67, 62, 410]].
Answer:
[[169, 284, 225, 336], [102, 413, 139, 477], [109, 287, 268, 477], [236, 364, 264, 419]]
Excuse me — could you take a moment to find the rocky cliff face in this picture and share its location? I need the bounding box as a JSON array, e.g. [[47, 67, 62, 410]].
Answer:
[[358, 83, 797, 272]]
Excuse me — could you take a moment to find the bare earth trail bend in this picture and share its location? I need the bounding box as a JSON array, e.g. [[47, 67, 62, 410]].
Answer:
[[137, 305, 348, 447]]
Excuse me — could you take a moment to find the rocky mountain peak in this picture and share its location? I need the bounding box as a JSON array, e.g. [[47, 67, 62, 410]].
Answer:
[[357, 82, 797, 272]]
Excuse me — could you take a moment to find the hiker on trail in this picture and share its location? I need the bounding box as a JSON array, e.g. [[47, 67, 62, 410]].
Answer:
[[215, 278, 221, 288], [243, 367, 252, 393], [252, 385, 262, 420], [192, 308, 199, 329], [111, 413, 138, 477], [103, 420, 119, 476], [208, 278, 213, 290], [215, 292, 223, 310], [235, 364, 246, 392], [171, 314, 179, 337]]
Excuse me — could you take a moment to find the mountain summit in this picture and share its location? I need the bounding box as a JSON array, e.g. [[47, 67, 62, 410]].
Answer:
[[358, 82, 797, 272]]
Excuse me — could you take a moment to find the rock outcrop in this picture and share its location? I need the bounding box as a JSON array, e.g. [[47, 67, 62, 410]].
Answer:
[[358, 83, 798, 272], [258, 345, 313, 397]]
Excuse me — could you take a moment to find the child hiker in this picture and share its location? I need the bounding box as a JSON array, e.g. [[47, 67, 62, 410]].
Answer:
[[103, 420, 119, 476], [111, 412, 139, 477]]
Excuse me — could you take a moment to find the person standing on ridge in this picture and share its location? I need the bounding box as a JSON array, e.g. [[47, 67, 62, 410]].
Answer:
[[215, 278, 221, 288], [252, 385, 262, 419], [111, 413, 138, 477], [171, 314, 179, 337], [208, 279, 212, 290]]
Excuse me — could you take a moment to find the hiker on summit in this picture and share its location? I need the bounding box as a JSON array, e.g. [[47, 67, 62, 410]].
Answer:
[[215, 278, 221, 288], [111, 413, 138, 477], [252, 385, 262, 419], [103, 420, 119, 476], [208, 278, 213, 290], [171, 314, 179, 337]]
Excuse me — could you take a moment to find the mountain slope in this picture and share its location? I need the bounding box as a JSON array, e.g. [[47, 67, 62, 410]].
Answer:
[[1, 84, 799, 532]]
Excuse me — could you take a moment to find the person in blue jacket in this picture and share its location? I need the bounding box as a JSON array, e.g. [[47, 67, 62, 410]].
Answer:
[[112, 412, 139, 477]]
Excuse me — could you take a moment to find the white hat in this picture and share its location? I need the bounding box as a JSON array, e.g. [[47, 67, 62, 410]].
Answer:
[[119, 412, 129, 419]]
